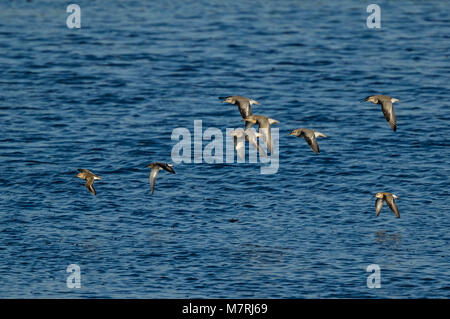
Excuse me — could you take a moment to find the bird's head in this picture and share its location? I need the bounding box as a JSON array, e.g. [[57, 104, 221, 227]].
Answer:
[[363, 96, 377, 103], [221, 96, 234, 104], [288, 129, 301, 136]]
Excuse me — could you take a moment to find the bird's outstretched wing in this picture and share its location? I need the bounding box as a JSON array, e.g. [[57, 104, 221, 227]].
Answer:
[[159, 163, 176, 174], [235, 136, 245, 160], [381, 100, 397, 131], [259, 127, 273, 154], [304, 132, 320, 154], [236, 100, 252, 119], [246, 130, 268, 158], [375, 198, 384, 216], [149, 167, 160, 194], [230, 130, 245, 160], [385, 195, 400, 218], [85, 177, 96, 195]]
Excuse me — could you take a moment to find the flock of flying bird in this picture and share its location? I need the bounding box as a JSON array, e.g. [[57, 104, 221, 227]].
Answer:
[[76, 94, 402, 218]]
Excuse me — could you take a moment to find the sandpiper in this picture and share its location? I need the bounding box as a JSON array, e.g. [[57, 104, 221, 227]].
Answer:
[[76, 169, 102, 195], [288, 128, 327, 154], [363, 95, 400, 131], [229, 128, 267, 160], [219, 96, 260, 129], [244, 115, 279, 154], [374, 192, 400, 218], [147, 162, 176, 194]]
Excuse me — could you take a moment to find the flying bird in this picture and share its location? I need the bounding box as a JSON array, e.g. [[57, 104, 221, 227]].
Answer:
[[288, 128, 327, 154], [147, 162, 176, 194], [219, 96, 260, 129], [363, 95, 400, 131], [76, 169, 102, 195], [374, 192, 400, 218], [244, 115, 279, 154]]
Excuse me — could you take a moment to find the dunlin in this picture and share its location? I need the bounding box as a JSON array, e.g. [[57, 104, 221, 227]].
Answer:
[[147, 162, 176, 194], [374, 192, 400, 218], [219, 96, 260, 129], [243, 115, 279, 154], [364, 95, 400, 131], [76, 169, 102, 195], [288, 128, 327, 154]]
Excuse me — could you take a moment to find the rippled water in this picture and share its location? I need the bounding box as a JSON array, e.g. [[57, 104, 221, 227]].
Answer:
[[0, 0, 449, 298]]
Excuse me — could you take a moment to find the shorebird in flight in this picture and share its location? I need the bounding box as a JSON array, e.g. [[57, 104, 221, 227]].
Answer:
[[244, 115, 279, 154], [219, 96, 260, 129], [77, 169, 102, 195], [374, 192, 400, 218], [288, 128, 327, 154], [363, 95, 400, 131], [147, 162, 176, 194]]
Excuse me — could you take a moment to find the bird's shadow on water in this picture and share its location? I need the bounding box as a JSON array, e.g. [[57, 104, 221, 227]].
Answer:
[[374, 230, 402, 247]]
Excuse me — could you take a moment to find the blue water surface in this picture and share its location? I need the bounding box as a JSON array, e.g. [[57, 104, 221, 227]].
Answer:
[[0, 0, 449, 298]]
